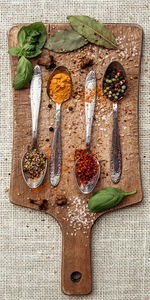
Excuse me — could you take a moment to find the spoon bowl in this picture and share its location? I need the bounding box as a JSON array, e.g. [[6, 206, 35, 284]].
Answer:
[[47, 65, 72, 103], [21, 150, 47, 189], [103, 61, 128, 101], [75, 156, 100, 194]]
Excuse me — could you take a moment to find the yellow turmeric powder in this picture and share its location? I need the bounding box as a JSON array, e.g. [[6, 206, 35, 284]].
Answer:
[[49, 71, 71, 104]]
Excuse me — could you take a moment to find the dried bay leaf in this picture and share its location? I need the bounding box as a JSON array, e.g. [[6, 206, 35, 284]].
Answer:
[[45, 28, 88, 53], [67, 15, 118, 50]]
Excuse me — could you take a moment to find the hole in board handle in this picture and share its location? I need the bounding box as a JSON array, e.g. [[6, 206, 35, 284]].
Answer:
[[71, 271, 82, 282]]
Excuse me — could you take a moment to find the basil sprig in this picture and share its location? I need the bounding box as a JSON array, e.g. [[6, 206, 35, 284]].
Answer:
[[8, 22, 46, 89], [88, 187, 136, 212]]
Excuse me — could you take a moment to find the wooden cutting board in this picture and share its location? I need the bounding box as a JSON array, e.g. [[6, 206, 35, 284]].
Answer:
[[8, 23, 143, 295]]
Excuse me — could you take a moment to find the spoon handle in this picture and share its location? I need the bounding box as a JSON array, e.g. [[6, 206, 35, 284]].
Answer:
[[30, 65, 42, 149], [85, 70, 96, 151], [50, 103, 62, 186], [111, 102, 122, 183]]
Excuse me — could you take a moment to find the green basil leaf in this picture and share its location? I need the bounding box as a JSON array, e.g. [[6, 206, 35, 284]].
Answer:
[[8, 46, 21, 57], [88, 187, 136, 212], [18, 29, 27, 47], [45, 28, 88, 52], [18, 22, 46, 51], [67, 15, 118, 49], [26, 30, 41, 44], [26, 22, 46, 48], [21, 44, 41, 58], [13, 56, 33, 89]]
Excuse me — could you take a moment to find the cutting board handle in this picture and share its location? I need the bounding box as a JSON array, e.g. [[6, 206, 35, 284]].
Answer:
[[61, 228, 92, 295]]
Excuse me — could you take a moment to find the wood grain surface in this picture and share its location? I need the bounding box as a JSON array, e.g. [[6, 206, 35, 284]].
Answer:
[[8, 23, 143, 295]]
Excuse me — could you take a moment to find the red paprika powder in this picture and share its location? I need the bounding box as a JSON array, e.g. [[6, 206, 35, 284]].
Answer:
[[75, 149, 98, 184]]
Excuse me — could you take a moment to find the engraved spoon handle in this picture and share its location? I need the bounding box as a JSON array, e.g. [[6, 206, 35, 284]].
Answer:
[[111, 102, 122, 183], [50, 103, 62, 186], [85, 70, 96, 151], [30, 65, 42, 149]]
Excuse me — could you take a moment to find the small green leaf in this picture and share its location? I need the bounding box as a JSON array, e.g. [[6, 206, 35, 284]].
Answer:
[[18, 29, 27, 47], [21, 44, 42, 58], [45, 28, 88, 53], [9, 22, 46, 90], [26, 22, 47, 49], [26, 30, 41, 44], [67, 15, 118, 50], [13, 56, 33, 89], [8, 46, 21, 57], [18, 22, 46, 50], [88, 187, 136, 212]]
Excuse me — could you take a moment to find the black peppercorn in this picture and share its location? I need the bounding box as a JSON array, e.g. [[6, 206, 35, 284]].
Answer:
[[68, 106, 73, 111], [49, 126, 54, 132]]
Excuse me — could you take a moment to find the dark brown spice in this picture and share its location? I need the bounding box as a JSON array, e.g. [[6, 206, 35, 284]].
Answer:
[[49, 126, 54, 132], [68, 106, 73, 111], [38, 55, 54, 69], [55, 196, 67, 206], [30, 199, 35, 204], [48, 104, 52, 109], [39, 199, 48, 210], [81, 57, 94, 69]]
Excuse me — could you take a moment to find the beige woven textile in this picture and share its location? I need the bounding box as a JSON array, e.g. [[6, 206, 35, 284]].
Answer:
[[0, 0, 150, 299]]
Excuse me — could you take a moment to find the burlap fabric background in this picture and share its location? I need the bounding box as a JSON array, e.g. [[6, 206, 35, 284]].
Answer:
[[0, 0, 150, 299]]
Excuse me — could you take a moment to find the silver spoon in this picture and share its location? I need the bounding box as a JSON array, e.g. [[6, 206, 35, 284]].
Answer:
[[75, 70, 100, 194], [21, 65, 47, 188], [47, 66, 72, 187], [102, 61, 128, 184]]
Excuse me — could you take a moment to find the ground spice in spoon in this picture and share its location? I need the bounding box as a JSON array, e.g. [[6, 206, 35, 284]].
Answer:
[[23, 148, 46, 179], [49, 71, 71, 104], [75, 150, 98, 184]]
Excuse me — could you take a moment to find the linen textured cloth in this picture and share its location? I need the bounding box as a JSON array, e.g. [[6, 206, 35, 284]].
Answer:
[[0, 0, 150, 299]]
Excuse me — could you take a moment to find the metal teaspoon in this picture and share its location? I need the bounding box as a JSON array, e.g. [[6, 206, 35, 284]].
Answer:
[[47, 66, 72, 187], [102, 61, 128, 183], [21, 65, 47, 188], [75, 70, 100, 194]]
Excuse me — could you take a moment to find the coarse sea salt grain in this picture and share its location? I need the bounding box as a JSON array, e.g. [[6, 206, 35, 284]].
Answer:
[[102, 115, 107, 121], [63, 196, 96, 235]]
